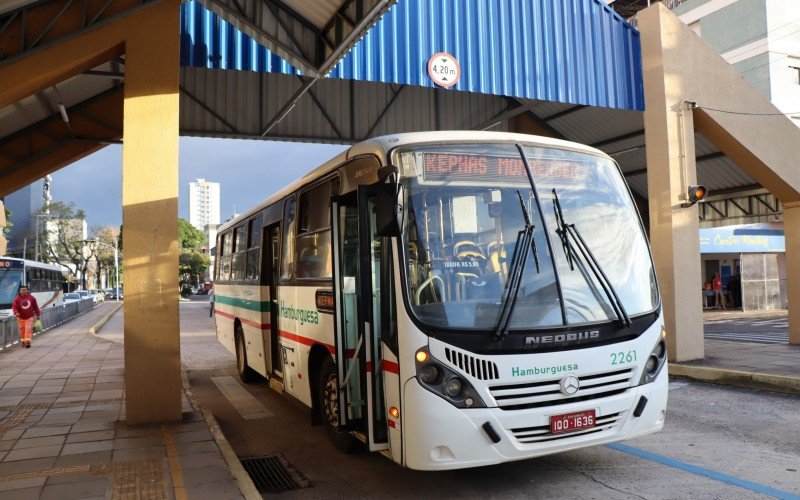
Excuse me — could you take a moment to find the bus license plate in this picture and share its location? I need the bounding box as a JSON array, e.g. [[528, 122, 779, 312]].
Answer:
[[550, 410, 596, 435]]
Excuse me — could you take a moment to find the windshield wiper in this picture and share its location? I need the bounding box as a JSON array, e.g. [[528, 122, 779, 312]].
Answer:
[[494, 190, 540, 340], [552, 189, 632, 328]]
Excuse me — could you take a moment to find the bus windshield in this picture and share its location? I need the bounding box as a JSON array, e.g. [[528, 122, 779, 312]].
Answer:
[[0, 270, 22, 306], [396, 143, 658, 332]]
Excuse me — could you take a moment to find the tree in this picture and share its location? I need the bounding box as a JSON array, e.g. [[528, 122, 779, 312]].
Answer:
[[179, 219, 205, 249], [178, 218, 209, 284], [2, 207, 10, 235], [91, 225, 121, 289], [38, 201, 96, 289]]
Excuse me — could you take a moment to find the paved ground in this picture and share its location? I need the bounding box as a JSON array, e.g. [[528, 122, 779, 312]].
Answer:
[[705, 317, 789, 344], [0, 302, 242, 499], [681, 339, 800, 378], [168, 299, 800, 499]]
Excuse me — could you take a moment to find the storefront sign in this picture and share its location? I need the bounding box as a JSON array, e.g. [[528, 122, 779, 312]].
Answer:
[[699, 222, 784, 254]]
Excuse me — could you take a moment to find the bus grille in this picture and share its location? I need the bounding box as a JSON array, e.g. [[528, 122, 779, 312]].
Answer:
[[488, 368, 634, 410], [444, 347, 499, 381], [508, 412, 623, 444]]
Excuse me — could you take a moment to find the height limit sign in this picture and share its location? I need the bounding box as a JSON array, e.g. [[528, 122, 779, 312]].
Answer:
[[428, 52, 460, 88]]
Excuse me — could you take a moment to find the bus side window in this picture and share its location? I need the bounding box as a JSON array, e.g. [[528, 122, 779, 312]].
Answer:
[[246, 214, 262, 282], [281, 196, 296, 280], [296, 179, 335, 279], [231, 225, 247, 281], [219, 232, 232, 281]]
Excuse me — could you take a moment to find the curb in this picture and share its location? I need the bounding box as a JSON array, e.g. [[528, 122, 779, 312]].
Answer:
[[88, 302, 123, 335], [202, 409, 261, 500], [670, 364, 800, 396]]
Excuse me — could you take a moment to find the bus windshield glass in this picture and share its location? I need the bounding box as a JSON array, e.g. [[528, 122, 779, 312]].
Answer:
[[396, 143, 658, 332], [0, 270, 22, 306]]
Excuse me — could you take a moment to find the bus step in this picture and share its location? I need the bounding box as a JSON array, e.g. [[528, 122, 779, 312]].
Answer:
[[269, 378, 284, 394]]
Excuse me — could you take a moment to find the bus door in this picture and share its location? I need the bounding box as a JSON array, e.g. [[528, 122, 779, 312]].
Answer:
[[331, 187, 389, 451], [264, 224, 283, 380]]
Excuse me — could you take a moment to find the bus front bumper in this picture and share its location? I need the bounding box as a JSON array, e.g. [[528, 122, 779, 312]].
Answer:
[[401, 366, 668, 471]]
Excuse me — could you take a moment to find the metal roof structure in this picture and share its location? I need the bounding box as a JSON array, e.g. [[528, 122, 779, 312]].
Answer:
[[0, 0, 765, 205]]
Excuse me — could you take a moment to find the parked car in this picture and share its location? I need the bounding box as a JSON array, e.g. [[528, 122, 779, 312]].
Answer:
[[63, 292, 81, 304], [89, 290, 105, 303], [76, 290, 91, 301]]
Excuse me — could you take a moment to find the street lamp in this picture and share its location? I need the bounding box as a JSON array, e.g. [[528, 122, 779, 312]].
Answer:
[[82, 238, 120, 302]]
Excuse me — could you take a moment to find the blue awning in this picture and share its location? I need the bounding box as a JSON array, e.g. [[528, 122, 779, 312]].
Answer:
[[699, 222, 785, 254], [180, 0, 644, 111]]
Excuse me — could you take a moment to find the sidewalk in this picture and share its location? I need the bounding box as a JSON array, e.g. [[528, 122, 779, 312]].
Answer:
[[0, 303, 244, 499], [671, 338, 800, 396], [702, 308, 787, 322]]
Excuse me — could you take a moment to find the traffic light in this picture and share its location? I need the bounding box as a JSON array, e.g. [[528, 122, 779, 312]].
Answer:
[[683, 185, 707, 207]]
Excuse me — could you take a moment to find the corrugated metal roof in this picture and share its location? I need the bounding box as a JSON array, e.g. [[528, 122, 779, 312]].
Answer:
[[329, 0, 643, 110], [181, 0, 644, 111]]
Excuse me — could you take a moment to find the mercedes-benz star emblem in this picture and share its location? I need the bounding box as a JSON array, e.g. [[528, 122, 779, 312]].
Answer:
[[560, 374, 580, 396]]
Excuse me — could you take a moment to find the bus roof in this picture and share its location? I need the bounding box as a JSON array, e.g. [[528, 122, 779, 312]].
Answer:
[[218, 131, 611, 233], [0, 257, 65, 273]]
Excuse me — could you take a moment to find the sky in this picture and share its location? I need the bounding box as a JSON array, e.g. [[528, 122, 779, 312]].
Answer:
[[50, 138, 348, 229]]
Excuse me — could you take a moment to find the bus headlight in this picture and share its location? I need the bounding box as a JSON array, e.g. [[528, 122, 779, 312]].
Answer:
[[444, 377, 463, 397], [419, 364, 441, 384], [415, 348, 486, 408], [639, 339, 667, 385]]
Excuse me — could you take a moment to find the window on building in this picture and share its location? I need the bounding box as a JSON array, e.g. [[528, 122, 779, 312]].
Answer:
[[791, 66, 800, 85]]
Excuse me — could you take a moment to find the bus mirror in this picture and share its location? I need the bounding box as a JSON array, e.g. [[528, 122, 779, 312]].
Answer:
[[376, 183, 402, 237]]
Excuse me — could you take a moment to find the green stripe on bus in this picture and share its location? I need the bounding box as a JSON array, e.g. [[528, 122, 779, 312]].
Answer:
[[216, 295, 270, 312]]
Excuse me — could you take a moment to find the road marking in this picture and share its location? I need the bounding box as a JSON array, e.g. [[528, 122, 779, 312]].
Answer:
[[211, 376, 274, 420], [607, 443, 799, 500], [704, 332, 788, 344]]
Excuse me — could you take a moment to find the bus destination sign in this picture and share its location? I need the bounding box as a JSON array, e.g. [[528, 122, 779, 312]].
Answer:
[[0, 259, 23, 271], [422, 153, 582, 183]]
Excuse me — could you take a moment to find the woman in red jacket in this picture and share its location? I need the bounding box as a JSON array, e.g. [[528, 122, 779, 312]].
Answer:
[[12, 286, 40, 348]]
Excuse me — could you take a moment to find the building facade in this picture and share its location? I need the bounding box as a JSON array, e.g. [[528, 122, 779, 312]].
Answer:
[[2, 179, 44, 257], [188, 178, 220, 231], [671, 0, 800, 127]]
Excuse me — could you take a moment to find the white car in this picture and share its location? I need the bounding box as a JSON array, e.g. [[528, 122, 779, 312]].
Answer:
[[89, 290, 105, 303], [63, 292, 81, 304]]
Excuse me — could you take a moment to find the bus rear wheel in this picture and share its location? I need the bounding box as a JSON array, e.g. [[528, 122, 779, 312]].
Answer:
[[235, 326, 257, 383], [318, 358, 360, 453]]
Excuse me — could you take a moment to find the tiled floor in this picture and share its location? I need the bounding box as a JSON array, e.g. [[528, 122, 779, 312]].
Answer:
[[0, 303, 243, 499]]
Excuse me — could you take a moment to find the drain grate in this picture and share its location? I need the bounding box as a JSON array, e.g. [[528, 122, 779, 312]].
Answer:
[[240, 454, 309, 494]]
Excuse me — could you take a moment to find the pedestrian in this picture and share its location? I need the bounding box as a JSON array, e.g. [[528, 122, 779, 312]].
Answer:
[[712, 272, 726, 310], [12, 286, 40, 348], [208, 284, 215, 317]]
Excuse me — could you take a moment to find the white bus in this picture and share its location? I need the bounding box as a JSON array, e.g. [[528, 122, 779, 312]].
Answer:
[[0, 257, 65, 317], [213, 131, 667, 470]]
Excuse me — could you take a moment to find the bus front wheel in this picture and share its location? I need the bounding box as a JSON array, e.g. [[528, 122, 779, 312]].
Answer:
[[318, 358, 360, 453], [235, 326, 257, 383]]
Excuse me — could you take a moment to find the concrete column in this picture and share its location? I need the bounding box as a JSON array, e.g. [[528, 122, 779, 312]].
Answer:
[[784, 203, 800, 345], [121, 0, 182, 424], [640, 9, 704, 362]]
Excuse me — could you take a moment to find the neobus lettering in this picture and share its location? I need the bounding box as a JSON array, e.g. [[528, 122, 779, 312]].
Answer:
[[525, 330, 599, 345]]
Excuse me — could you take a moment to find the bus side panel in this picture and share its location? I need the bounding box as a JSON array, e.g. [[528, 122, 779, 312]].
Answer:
[[277, 285, 335, 408], [214, 284, 236, 357]]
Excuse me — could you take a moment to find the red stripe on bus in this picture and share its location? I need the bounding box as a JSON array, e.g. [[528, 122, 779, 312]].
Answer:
[[382, 360, 399, 374], [215, 310, 270, 330], [279, 331, 335, 354], [365, 361, 373, 373], [388, 419, 396, 428]]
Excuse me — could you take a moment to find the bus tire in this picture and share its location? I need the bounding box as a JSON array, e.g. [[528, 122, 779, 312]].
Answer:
[[235, 325, 257, 383], [318, 358, 360, 453]]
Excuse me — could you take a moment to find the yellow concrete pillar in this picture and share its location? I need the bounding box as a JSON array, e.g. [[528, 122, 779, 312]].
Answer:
[[0, 201, 7, 256], [784, 203, 800, 345], [121, 0, 182, 424], [640, 10, 704, 362]]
